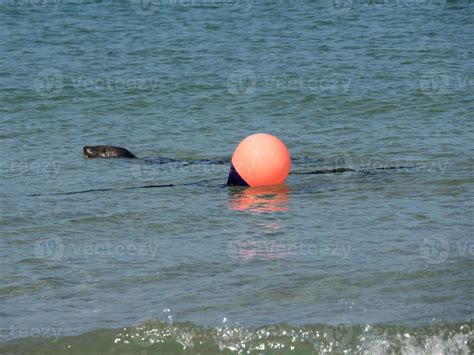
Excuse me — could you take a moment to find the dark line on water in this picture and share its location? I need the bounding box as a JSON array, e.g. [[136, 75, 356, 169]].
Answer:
[[25, 167, 421, 197], [292, 166, 421, 175], [28, 184, 176, 197], [291, 168, 355, 175], [372, 166, 421, 170], [27, 179, 226, 197]]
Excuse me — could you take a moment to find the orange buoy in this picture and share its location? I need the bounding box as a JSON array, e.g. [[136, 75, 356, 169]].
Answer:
[[226, 133, 291, 187]]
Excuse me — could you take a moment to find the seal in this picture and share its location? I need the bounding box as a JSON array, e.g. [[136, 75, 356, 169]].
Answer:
[[83, 145, 226, 165], [83, 146, 137, 159]]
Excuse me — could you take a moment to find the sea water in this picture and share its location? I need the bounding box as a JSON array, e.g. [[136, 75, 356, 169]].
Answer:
[[0, 0, 473, 353]]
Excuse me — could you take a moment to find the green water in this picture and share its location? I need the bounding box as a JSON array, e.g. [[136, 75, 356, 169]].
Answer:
[[0, 0, 473, 353]]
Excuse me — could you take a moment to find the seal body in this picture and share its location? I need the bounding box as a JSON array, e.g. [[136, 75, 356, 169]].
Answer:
[[83, 146, 228, 164], [83, 146, 137, 159]]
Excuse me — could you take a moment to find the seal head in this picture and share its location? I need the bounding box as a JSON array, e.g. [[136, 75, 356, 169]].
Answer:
[[83, 146, 136, 159]]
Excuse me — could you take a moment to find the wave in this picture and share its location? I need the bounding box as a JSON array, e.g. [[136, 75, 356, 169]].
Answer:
[[0, 320, 472, 354]]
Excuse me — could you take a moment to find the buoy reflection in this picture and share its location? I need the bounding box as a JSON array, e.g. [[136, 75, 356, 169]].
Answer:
[[227, 185, 290, 214]]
